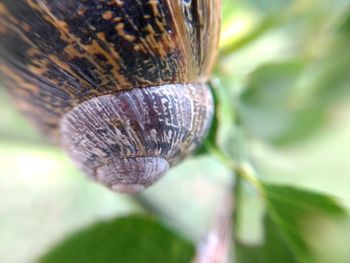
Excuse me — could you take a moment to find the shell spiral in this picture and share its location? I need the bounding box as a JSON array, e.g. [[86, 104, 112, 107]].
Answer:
[[0, 0, 221, 193]]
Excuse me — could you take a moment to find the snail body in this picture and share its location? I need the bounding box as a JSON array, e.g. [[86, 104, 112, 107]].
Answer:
[[0, 0, 220, 193]]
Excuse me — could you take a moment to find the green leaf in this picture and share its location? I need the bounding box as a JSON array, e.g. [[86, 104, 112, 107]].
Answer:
[[236, 8, 350, 146], [310, 49, 350, 107], [238, 57, 350, 145], [262, 184, 347, 262], [38, 215, 194, 263], [236, 184, 347, 263], [236, 216, 295, 263], [239, 61, 311, 145], [338, 8, 350, 37]]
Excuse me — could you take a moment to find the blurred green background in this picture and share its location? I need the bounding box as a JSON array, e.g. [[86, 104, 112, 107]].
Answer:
[[1, 0, 350, 262]]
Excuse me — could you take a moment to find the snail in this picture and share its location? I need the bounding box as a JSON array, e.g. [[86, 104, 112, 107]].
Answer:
[[0, 0, 221, 194]]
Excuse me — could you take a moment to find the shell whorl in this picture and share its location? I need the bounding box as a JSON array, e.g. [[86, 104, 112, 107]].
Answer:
[[0, 0, 220, 141], [0, 0, 221, 193], [60, 83, 213, 193]]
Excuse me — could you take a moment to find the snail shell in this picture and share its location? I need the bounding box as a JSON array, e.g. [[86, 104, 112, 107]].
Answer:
[[0, 0, 221, 194]]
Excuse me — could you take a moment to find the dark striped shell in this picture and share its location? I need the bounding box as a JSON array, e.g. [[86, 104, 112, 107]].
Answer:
[[0, 0, 221, 193]]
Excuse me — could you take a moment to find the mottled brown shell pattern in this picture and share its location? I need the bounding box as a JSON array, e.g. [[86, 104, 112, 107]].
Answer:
[[0, 0, 221, 193]]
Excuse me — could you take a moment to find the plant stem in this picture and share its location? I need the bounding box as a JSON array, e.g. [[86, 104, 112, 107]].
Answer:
[[206, 142, 264, 196], [192, 186, 234, 263], [232, 174, 242, 230]]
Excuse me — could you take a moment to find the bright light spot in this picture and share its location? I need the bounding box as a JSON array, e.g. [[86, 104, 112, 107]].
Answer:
[[220, 14, 256, 48]]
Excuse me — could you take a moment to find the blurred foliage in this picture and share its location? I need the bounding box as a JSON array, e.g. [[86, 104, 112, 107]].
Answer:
[[1, 0, 350, 263], [220, 0, 350, 147], [236, 186, 350, 263], [239, 61, 311, 144], [39, 215, 194, 263], [236, 216, 295, 263], [218, 0, 350, 262], [261, 184, 346, 262]]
